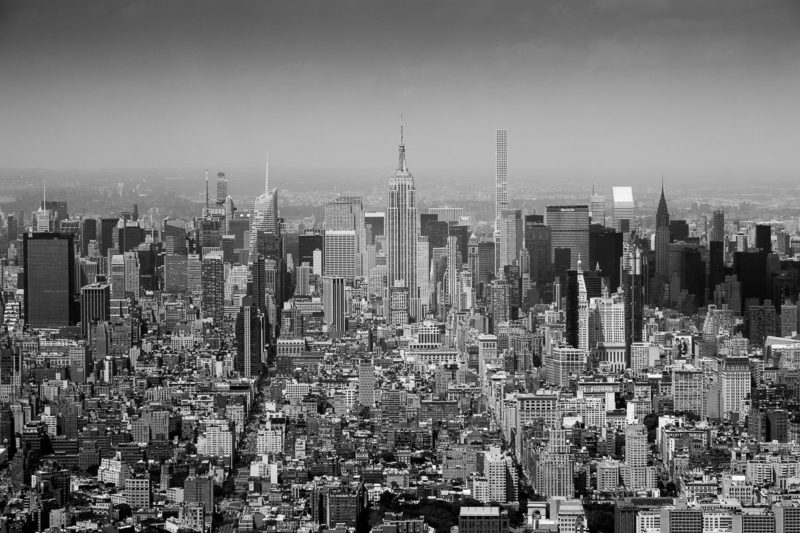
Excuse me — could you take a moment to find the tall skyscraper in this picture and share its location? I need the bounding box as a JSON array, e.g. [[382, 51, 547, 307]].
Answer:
[[494, 129, 508, 226], [201, 251, 224, 325], [80, 282, 110, 339], [590, 189, 606, 226], [23, 233, 77, 328], [323, 276, 346, 338], [496, 209, 522, 272], [546, 205, 590, 272], [325, 196, 366, 275], [323, 230, 357, 279], [524, 215, 552, 288], [622, 423, 655, 490], [446, 235, 460, 308], [249, 154, 279, 263], [216, 172, 228, 205], [386, 127, 418, 324], [654, 184, 670, 306], [712, 209, 725, 242], [236, 296, 264, 378], [612, 186, 634, 233]]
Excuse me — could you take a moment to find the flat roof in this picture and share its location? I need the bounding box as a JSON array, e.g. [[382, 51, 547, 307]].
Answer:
[[460, 506, 500, 517]]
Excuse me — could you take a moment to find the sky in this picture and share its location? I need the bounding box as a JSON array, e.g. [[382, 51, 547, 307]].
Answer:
[[1, 0, 799, 184]]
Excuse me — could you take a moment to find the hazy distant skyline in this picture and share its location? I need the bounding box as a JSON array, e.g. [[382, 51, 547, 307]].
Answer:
[[1, 0, 799, 184]]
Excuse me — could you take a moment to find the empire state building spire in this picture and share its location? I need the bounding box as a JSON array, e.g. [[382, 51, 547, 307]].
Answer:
[[398, 122, 407, 172]]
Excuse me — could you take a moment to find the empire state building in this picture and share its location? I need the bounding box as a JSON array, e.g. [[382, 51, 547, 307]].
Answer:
[[386, 127, 418, 324]]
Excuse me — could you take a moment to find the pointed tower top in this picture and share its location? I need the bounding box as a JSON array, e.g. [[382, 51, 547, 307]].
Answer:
[[397, 119, 407, 173], [265, 152, 270, 194], [205, 168, 209, 209], [657, 177, 669, 228]]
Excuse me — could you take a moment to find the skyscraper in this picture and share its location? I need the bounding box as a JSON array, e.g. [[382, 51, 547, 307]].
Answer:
[[386, 127, 418, 324], [655, 184, 670, 306], [712, 209, 725, 242], [590, 190, 606, 226], [80, 282, 110, 339], [236, 296, 264, 378], [494, 129, 508, 226], [324, 230, 357, 279], [524, 215, 552, 288], [496, 209, 522, 272], [612, 186, 634, 233], [23, 232, 77, 328], [546, 205, 590, 272], [216, 172, 228, 205], [325, 196, 366, 275], [249, 154, 279, 263], [201, 251, 224, 325], [323, 276, 346, 338]]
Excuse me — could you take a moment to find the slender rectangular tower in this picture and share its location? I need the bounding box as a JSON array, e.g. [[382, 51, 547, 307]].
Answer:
[[495, 129, 508, 227], [386, 127, 418, 324]]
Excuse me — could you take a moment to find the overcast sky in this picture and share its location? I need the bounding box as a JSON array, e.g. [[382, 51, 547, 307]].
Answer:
[[1, 0, 799, 184]]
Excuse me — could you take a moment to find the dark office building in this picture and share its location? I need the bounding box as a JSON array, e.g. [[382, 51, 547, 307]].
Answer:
[[118, 222, 145, 252], [589, 224, 622, 291], [23, 233, 77, 328], [449, 224, 470, 265], [163, 219, 188, 255], [43, 201, 68, 227], [668, 220, 689, 242], [228, 218, 250, 251], [136, 245, 159, 292], [80, 283, 111, 339], [82, 218, 97, 257], [554, 247, 572, 286], [734, 250, 769, 312], [99, 218, 118, 257], [251, 255, 267, 315], [477, 241, 496, 287], [756, 224, 772, 253], [184, 476, 214, 512], [235, 296, 264, 377], [525, 215, 553, 286], [196, 217, 222, 251], [298, 231, 324, 267], [421, 215, 448, 250], [364, 213, 384, 243], [708, 241, 725, 294]]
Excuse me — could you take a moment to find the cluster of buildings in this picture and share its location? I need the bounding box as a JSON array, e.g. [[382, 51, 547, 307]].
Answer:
[[0, 130, 800, 533]]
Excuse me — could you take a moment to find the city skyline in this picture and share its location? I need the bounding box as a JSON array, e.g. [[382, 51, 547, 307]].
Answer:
[[1, 0, 799, 185]]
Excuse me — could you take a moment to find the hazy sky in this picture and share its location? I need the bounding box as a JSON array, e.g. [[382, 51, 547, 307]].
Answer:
[[1, 0, 799, 183]]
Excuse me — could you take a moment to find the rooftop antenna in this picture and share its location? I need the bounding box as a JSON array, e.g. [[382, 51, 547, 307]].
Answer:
[[205, 168, 209, 210], [265, 152, 269, 194], [398, 114, 407, 172], [42, 178, 46, 209]]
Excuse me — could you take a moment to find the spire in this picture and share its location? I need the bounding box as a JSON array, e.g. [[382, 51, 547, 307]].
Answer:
[[398, 117, 407, 172], [656, 177, 669, 228], [42, 178, 46, 209], [265, 152, 270, 194], [205, 168, 209, 209]]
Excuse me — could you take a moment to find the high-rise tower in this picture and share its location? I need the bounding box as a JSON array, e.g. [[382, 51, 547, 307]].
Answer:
[[386, 126, 418, 324], [494, 129, 508, 226], [654, 182, 670, 305], [249, 153, 279, 263]]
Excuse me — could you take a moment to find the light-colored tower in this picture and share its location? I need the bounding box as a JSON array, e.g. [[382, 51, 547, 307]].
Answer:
[[446, 235, 459, 307], [249, 153, 279, 263], [386, 126, 418, 324], [494, 129, 508, 226], [577, 261, 588, 354]]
